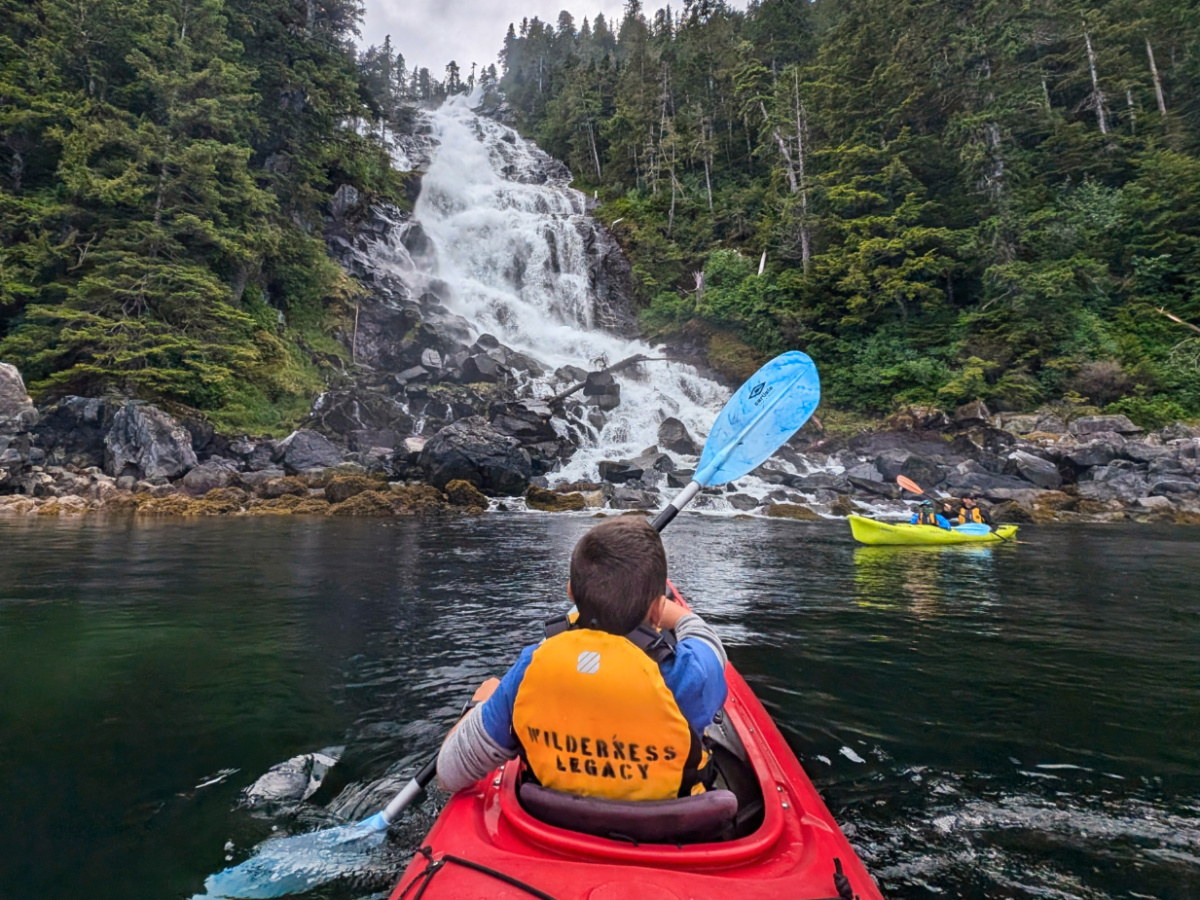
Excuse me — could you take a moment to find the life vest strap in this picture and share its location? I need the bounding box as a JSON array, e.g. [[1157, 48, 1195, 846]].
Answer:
[[544, 615, 678, 664]]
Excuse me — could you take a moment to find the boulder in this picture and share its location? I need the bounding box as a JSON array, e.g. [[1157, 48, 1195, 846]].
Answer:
[[446, 479, 489, 509], [32, 397, 112, 469], [942, 469, 1034, 499], [278, 429, 344, 475], [526, 485, 586, 512], [766, 503, 821, 520], [461, 353, 504, 384], [419, 416, 533, 496], [610, 486, 659, 510], [1064, 437, 1125, 469], [657, 418, 699, 456], [180, 458, 241, 496], [829, 494, 863, 517], [1034, 414, 1067, 434], [0, 362, 37, 431], [1069, 415, 1142, 436], [631, 449, 675, 475], [258, 476, 309, 499], [847, 476, 900, 499], [1077, 471, 1149, 503], [787, 473, 851, 493], [490, 399, 559, 444], [555, 365, 589, 384], [583, 371, 621, 410], [844, 462, 883, 483], [1149, 479, 1200, 496], [726, 493, 760, 511], [1161, 422, 1199, 441], [104, 403, 198, 480], [667, 469, 697, 489], [1008, 450, 1062, 490], [1124, 442, 1169, 464], [324, 475, 379, 504], [999, 414, 1040, 436], [598, 459, 645, 484], [954, 400, 991, 425], [1136, 495, 1175, 510]]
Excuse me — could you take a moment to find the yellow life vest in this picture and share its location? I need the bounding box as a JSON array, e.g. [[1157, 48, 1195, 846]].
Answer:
[[511, 628, 707, 801], [959, 507, 984, 524], [916, 510, 938, 526]]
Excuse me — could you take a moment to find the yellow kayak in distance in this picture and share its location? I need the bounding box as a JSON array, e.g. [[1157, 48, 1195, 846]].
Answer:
[[848, 515, 1019, 546]]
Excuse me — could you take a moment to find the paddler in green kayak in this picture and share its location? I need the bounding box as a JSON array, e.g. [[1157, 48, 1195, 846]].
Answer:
[[437, 517, 728, 801], [909, 499, 953, 530], [956, 493, 994, 529]]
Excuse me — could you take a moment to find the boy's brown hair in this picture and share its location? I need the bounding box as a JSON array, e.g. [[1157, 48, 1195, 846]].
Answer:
[[570, 517, 667, 635]]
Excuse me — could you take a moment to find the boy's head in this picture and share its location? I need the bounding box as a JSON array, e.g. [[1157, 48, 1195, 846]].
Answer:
[[570, 517, 667, 634]]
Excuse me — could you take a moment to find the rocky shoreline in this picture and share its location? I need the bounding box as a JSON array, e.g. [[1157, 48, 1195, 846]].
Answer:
[[3, 361, 1198, 525]]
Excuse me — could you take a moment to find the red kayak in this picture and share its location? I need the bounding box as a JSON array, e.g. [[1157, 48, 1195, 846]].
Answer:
[[389, 586, 884, 900]]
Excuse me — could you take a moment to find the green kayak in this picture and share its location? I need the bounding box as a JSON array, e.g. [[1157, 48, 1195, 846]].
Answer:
[[848, 515, 1018, 546]]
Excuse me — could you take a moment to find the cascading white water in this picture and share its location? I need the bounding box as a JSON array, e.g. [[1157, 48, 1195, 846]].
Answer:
[[405, 94, 731, 484]]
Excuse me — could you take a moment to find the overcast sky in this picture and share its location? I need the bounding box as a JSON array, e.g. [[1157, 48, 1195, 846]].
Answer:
[[361, 0, 630, 77]]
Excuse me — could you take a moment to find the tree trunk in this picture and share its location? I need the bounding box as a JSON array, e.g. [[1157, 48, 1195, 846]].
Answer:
[[1146, 38, 1167, 115], [793, 72, 811, 274], [760, 102, 799, 193], [588, 122, 602, 180], [1084, 30, 1109, 135], [1126, 87, 1136, 134]]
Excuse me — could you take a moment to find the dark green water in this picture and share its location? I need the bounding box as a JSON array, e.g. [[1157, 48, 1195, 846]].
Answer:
[[1, 516, 1198, 899]]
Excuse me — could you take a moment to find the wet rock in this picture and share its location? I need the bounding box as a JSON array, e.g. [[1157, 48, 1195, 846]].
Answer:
[[555, 365, 589, 384], [104, 403, 198, 481], [657, 418, 699, 455], [954, 400, 991, 425], [1008, 450, 1062, 490], [845, 462, 883, 483], [848, 476, 901, 499], [258, 476, 309, 499], [874, 449, 946, 489], [582, 371, 621, 410], [278, 429, 344, 475], [667, 469, 696, 489], [829, 494, 864, 517], [766, 503, 821, 520], [631, 449, 675, 475], [1077, 469, 1149, 503], [787, 473, 851, 493], [727, 493, 759, 512], [611, 487, 659, 510], [942, 469, 1033, 499], [180, 458, 241, 496], [598, 459, 644, 484], [490, 399, 558, 444], [419, 416, 532, 496], [461, 353, 504, 384], [331, 184, 360, 220], [1069, 415, 1142, 436], [324, 475, 381, 504], [327, 490, 398, 517], [527, 485, 586, 511], [445, 479, 488, 509]]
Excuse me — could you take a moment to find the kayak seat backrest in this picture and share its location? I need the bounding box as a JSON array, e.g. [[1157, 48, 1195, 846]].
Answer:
[[519, 783, 738, 844]]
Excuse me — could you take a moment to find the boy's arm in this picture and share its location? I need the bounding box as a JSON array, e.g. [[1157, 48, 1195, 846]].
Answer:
[[658, 605, 729, 735], [437, 645, 535, 792]]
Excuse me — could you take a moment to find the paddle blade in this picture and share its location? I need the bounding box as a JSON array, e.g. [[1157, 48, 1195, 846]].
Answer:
[[896, 475, 925, 496], [953, 522, 991, 536], [694, 351, 820, 486], [194, 819, 387, 899]]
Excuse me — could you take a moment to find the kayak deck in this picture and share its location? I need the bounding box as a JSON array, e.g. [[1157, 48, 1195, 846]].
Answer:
[[388, 663, 883, 900], [848, 514, 1018, 545]]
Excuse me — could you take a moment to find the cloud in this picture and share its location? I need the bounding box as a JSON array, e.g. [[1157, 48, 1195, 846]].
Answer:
[[361, 0, 628, 75]]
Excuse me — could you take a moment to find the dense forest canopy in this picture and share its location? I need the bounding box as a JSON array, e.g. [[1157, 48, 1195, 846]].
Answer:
[[0, 0, 406, 431], [2, 0, 1198, 432], [499, 0, 1200, 425]]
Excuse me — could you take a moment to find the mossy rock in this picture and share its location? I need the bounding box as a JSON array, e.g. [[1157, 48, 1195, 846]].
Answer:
[[392, 484, 456, 515], [445, 479, 488, 509], [829, 494, 862, 517], [205, 487, 250, 507], [766, 503, 821, 521], [990, 501, 1035, 524], [324, 475, 378, 505], [526, 485, 586, 512], [259, 476, 309, 499], [326, 490, 397, 517], [292, 498, 331, 515]]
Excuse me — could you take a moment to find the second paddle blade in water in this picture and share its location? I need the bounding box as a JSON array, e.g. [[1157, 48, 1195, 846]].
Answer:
[[195, 820, 387, 899]]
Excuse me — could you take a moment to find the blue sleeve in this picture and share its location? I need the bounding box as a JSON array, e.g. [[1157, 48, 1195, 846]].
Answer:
[[660, 639, 728, 734], [478, 643, 536, 751], [937, 515, 952, 530], [909, 513, 919, 524]]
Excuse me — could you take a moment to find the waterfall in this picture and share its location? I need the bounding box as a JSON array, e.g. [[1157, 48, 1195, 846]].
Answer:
[[369, 94, 833, 509]]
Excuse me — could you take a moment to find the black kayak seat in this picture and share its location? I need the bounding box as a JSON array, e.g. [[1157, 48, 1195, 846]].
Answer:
[[519, 783, 739, 844]]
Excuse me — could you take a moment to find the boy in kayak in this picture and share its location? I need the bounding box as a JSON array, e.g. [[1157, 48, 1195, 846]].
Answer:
[[910, 500, 952, 530], [957, 494, 993, 528], [437, 516, 728, 800]]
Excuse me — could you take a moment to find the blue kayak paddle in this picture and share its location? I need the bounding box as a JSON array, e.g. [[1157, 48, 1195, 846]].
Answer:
[[196, 349, 821, 899]]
